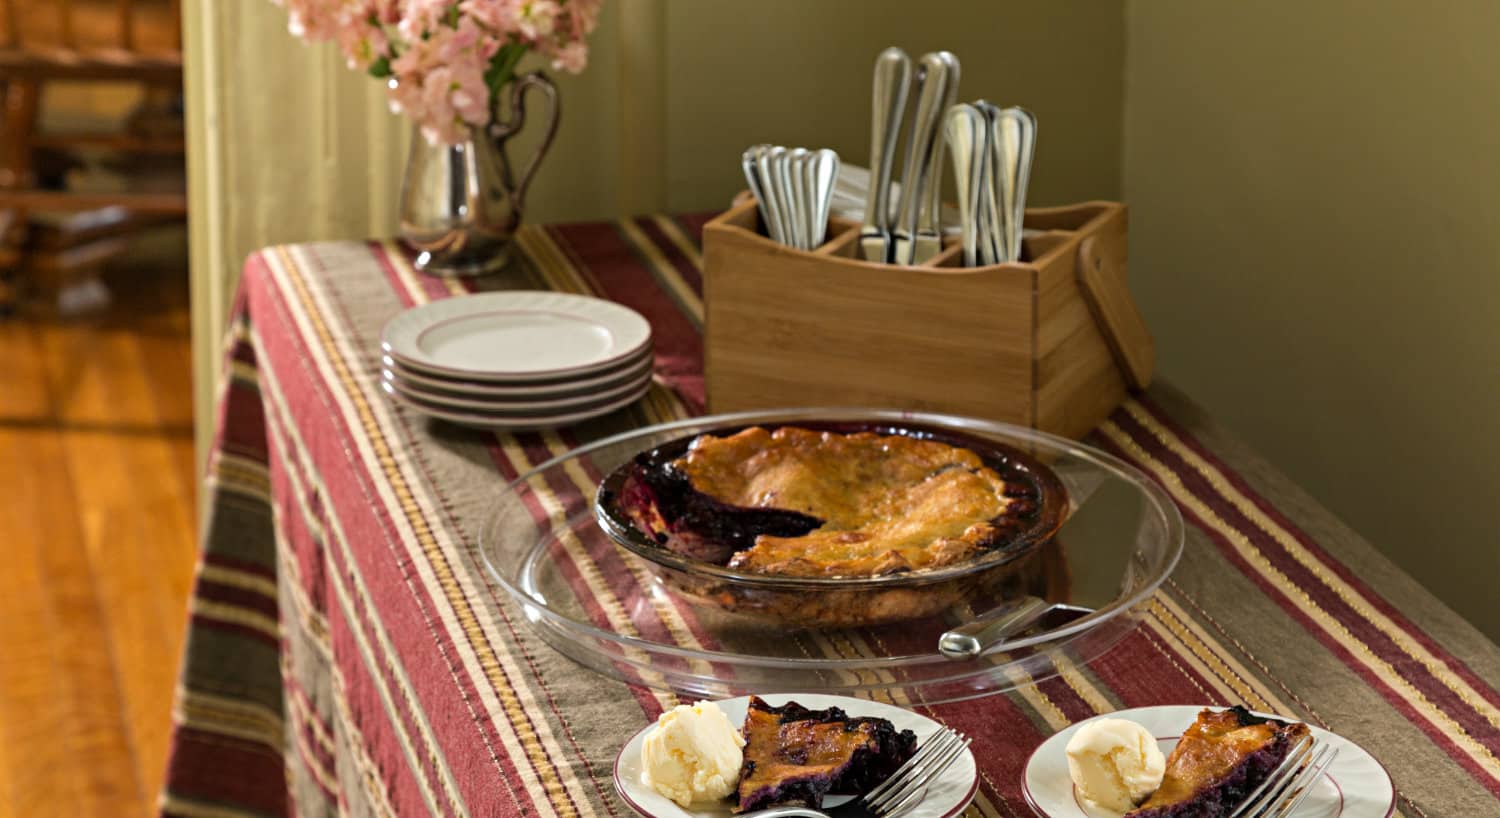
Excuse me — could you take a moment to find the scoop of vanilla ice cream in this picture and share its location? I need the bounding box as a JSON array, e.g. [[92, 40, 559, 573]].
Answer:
[[1065, 718, 1166, 812], [640, 701, 746, 807]]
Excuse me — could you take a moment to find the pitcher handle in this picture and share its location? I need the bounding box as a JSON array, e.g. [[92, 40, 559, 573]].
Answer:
[[491, 71, 560, 208]]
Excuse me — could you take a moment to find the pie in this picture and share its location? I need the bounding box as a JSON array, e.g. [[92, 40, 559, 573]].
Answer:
[[1127, 706, 1311, 817], [608, 424, 1062, 579], [735, 696, 917, 812]]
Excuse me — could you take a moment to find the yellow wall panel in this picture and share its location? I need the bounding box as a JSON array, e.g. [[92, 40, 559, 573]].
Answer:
[[1124, 0, 1500, 637]]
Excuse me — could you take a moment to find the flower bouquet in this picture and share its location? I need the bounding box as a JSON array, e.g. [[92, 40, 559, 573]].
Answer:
[[272, 0, 601, 274], [274, 0, 600, 144], [279, 0, 594, 143]]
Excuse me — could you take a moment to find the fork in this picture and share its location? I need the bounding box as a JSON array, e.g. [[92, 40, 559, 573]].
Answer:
[[862, 727, 972, 817], [1227, 735, 1340, 818], [739, 727, 972, 818]]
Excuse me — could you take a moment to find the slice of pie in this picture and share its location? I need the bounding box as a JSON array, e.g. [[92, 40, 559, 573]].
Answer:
[[734, 696, 918, 813], [609, 424, 1063, 578], [1127, 706, 1311, 818]]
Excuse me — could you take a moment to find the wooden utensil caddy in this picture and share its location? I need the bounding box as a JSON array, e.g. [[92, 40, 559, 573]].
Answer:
[[702, 196, 1153, 440]]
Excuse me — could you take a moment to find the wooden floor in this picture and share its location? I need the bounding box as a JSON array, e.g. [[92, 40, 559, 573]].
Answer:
[[0, 235, 197, 818]]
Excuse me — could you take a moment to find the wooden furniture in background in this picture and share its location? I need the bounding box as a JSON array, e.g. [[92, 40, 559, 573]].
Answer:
[[0, 0, 184, 312], [702, 198, 1152, 441]]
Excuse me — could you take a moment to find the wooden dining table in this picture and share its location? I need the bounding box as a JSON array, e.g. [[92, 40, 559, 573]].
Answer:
[[158, 216, 1500, 818]]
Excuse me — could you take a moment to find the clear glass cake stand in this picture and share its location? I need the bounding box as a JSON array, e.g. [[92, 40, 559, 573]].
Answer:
[[478, 409, 1183, 704]]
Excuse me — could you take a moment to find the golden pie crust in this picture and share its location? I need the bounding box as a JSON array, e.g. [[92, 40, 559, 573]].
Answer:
[[672, 426, 1025, 578], [596, 422, 1068, 626]]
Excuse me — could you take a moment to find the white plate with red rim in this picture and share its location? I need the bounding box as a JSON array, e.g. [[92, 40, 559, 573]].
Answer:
[[614, 694, 978, 818], [381, 291, 653, 382], [1022, 705, 1395, 818]]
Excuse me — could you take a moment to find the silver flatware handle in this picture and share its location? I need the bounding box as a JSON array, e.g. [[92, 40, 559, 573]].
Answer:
[[742, 144, 772, 237], [1006, 106, 1037, 261], [939, 596, 1054, 659], [974, 100, 1006, 265], [989, 104, 1019, 262], [980, 105, 1037, 263], [916, 52, 961, 262], [754, 146, 785, 244], [763, 146, 797, 246], [808, 149, 840, 248], [944, 103, 986, 268], [860, 47, 912, 262], [892, 51, 955, 265], [787, 147, 811, 250]]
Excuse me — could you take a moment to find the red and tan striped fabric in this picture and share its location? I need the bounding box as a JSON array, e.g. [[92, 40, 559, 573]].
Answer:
[[161, 217, 1500, 818]]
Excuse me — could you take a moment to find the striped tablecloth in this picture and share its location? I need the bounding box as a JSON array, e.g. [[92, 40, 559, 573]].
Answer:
[[161, 217, 1500, 818]]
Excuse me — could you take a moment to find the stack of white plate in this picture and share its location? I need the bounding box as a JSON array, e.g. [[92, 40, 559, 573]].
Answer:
[[379, 292, 654, 431]]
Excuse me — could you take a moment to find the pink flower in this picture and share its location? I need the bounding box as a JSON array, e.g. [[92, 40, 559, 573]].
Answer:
[[334, 0, 393, 69], [270, 0, 600, 144], [458, 0, 522, 33], [515, 0, 560, 40], [549, 40, 587, 73], [398, 0, 451, 41], [567, 0, 601, 37]]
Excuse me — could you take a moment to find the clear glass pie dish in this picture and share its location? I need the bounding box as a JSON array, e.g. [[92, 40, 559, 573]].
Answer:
[[478, 408, 1183, 703], [592, 419, 1071, 628]]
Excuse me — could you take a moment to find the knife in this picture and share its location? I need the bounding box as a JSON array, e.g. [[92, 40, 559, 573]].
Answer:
[[914, 52, 961, 264], [943, 103, 987, 268], [938, 478, 1143, 659], [892, 52, 958, 265], [859, 47, 912, 263]]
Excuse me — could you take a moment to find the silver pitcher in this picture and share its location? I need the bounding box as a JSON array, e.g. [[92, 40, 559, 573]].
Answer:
[[398, 72, 560, 276]]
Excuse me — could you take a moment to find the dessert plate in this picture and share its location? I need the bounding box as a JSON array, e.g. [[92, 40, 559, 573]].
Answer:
[[1022, 706, 1395, 818], [381, 366, 652, 412], [381, 378, 650, 431], [614, 693, 978, 818], [382, 351, 654, 398], [381, 291, 652, 381]]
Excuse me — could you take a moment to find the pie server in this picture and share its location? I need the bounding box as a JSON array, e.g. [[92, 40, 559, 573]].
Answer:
[[938, 478, 1141, 660]]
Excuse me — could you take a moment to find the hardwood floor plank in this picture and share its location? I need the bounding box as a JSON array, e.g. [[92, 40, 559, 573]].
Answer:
[[0, 431, 88, 817], [0, 324, 145, 818], [37, 306, 196, 812], [0, 243, 196, 818]]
